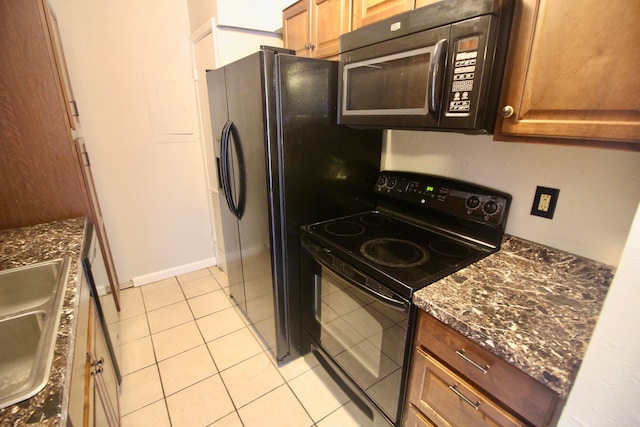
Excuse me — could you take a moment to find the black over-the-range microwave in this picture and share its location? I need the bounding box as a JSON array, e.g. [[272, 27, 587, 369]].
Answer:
[[338, 0, 515, 134]]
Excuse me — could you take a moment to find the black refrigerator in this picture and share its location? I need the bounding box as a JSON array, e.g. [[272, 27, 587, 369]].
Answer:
[[206, 46, 382, 363]]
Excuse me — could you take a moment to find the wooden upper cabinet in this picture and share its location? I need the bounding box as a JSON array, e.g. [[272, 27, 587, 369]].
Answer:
[[414, 0, 439, 8], [0, 0, 89, 229], [283, 1, 311, 56], [284, 0, 351, 59], [496, 0, 640, 146], [351, 0, 414, 30], [43, 2, 80, 130], [313, 0, 351, 58]]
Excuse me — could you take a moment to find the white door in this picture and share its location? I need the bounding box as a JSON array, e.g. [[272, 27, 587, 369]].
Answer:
[[192, 30, 226, 270]]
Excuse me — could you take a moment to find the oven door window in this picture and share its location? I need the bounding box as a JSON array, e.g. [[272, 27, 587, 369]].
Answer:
[[342, 46, 434, 116], [313, 265, 409, 421]]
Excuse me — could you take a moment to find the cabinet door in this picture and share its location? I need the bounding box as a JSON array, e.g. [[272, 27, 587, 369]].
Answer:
[[311, 0, 351, 59], [67, 263, 92, 427], [43, 1, 79, 130], [76, 140, 121, 310], [283, 0, 311, 56], [496, 0, 640, 145], [91, 299, 120, 427], [352, 0, 414, 30], [0, 0, 89, 229]]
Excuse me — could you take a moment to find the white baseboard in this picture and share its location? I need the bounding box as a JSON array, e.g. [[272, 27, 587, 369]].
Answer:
[[131, 256, 217, 287]]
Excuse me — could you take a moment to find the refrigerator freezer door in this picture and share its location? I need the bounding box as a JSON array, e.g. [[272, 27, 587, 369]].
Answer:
[[206, 67, 246, 314]]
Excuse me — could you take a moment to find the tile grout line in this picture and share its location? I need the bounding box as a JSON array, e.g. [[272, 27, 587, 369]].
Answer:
[[120, 269, 345, 426], [184, 275, 242, 426]]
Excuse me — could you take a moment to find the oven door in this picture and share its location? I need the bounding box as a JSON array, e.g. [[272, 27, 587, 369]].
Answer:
[[301, 238, 410, 425]]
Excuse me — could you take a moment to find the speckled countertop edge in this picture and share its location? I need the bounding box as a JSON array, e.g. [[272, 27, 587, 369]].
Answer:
[[413, 234, 614, 399], [0, 218, 86, 426]]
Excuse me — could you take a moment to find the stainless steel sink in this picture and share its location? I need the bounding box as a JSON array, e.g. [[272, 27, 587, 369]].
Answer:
[[0, 258, 70, 409]]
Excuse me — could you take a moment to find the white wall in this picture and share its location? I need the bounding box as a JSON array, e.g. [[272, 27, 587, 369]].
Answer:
[[51, 0, 215, 284], [384, 131, 640, 266], [558, 202, 640, 425], [187, 0, 292, 33]]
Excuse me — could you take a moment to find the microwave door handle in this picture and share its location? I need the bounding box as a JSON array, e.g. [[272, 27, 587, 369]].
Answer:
[[428, 39, 449, 117]]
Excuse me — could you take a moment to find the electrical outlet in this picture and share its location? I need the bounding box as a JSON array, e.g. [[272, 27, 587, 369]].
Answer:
[[538, 194, 552, 212], [531, 186, 559, 219]]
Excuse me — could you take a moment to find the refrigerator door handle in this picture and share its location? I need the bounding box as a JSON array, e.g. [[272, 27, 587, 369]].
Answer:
[[220, 120, 243, 220]]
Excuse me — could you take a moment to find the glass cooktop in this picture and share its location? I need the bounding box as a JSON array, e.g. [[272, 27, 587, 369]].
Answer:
[[303, 211, 491, 297]]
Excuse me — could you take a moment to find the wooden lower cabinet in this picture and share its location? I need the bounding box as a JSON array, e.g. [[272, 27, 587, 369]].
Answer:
[[405, 405, 436, 427], [404, 311, 563, 426], [89, 300, 120, 427], [68, 261, 120, 427], [407, 349, 523, 427]]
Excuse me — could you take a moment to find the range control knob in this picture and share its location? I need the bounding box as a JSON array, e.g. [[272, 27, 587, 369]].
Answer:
[[388, 177, 397, 188], [483, 201, 499, 215], [377, 176, 386, 186], [466, 196, 481, 209]]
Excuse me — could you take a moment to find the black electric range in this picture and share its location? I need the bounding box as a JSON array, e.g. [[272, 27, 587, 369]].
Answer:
[[299, 171, 512, 426], [302, 171, 512, 299]]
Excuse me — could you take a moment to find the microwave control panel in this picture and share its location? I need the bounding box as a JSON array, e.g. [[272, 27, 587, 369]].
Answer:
[[448, 35, 480, 116]]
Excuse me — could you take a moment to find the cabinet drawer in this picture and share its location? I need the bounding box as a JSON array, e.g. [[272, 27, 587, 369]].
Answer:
[[404, 404, 436, 427], [407, 348, 524, 427], [417, 312, 559, 426]]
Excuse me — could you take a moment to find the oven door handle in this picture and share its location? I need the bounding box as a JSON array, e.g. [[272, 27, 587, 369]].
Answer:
[[311, 248, 409, 313], [353, 278, 409, 313]]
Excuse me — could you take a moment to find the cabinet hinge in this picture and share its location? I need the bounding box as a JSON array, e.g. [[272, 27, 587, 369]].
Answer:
[[82, 150, 91, 167], [70, 100, 80, 117]]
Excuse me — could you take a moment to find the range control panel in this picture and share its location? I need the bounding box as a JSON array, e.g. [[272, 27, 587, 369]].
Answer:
[[375, 171, 511, 227]]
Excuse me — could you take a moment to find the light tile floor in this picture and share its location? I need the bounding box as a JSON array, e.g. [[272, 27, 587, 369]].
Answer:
[[118, 266, 362, 427]]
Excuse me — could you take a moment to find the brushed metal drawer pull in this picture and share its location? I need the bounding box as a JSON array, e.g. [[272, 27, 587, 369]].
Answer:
[[449, 384, 481, 410], [456, 349, 489, 374]]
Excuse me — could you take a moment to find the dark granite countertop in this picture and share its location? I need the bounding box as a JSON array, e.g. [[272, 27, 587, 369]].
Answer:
[[413, 234, 614, 399], [0, 218, 86, 426]]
